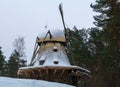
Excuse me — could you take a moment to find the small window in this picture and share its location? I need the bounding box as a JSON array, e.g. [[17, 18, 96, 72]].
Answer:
[[53, 46, 58, 52], [54, 49, 58, 52], [39, 55, 46, 65], [39, 60, 45, 65], [54, 61, 59, 64]]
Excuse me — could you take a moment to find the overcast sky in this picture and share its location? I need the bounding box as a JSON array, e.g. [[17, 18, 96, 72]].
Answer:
[[0, 0, 95, 63]]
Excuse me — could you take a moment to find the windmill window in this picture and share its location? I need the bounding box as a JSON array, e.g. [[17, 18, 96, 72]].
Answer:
[[39, 56, 46, 65], [39, 60, 45, 65], [53, 46, 58, 52], [54, 61, 59, 64]]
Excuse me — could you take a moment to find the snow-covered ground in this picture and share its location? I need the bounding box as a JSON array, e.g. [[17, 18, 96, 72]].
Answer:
[[0, 77, 75, 87]]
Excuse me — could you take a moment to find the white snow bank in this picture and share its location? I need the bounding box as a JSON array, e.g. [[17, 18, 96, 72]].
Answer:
[[0, 77, 75, 87]]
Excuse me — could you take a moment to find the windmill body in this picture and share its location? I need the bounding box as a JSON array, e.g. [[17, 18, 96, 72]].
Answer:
[[18, 33, 90, 86], [17, 4, 90, 86]]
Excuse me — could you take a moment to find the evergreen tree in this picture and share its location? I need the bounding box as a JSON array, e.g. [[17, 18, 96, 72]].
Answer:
[[88, 28, 106, 87], [68, 27, 91, 67], [7, 50, 20, 78], [0, 47, 7, 76], [67, 27, 93, 86], [7, 36, 27, 78], [91, 0, 120, 87]]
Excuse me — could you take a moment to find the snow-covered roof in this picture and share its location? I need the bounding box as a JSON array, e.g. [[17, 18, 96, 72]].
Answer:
[[20, 65, 90, 73], [38, 29, 65, 38]]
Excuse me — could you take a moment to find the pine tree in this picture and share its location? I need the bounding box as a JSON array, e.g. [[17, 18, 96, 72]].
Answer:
[[7, 50, 20, 78], [67, 27, 92, 86], [91, 0, 120, 87], [68, 27, 91, 67], [7, 36, 27, 78], [0, 47, 7, 76], [88, 28, 106, 87]]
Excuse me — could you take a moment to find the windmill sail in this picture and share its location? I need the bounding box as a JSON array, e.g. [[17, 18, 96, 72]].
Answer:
[[59, 3, 67, 40]]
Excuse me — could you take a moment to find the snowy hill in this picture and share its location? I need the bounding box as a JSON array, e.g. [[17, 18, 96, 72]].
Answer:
[[0, 77, 75, 87]]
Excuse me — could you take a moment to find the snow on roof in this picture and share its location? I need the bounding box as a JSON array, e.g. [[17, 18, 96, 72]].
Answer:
[[20, 65, 90, 73], [38, 29, 65, 38], [0, 77, 75, 87], [18, 65, 91, 77]]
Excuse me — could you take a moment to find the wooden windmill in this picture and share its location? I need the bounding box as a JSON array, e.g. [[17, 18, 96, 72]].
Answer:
[[17, 3, 90, 86]]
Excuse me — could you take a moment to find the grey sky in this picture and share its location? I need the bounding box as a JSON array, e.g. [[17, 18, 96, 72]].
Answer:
[[0, 0, 95, 63]]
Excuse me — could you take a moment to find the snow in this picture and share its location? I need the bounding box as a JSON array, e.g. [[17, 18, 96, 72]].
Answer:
[[38, 29, 65, 38], [33, 49, 71, 66], [0, 77, 75, 87], [117, 0, 120, 2]]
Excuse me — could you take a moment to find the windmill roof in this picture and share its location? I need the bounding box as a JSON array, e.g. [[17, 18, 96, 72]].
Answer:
[[36, 37, 66, 43]]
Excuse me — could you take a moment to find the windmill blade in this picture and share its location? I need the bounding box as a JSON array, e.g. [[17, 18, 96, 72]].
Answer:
[[59, 3, 67, 38], [30, 39, 39, 65]]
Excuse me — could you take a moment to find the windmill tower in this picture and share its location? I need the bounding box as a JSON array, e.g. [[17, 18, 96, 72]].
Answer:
[[17, 4, 90, 86]]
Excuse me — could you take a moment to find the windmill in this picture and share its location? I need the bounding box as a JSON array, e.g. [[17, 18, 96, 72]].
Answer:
[[17, 3, 90, 86]]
